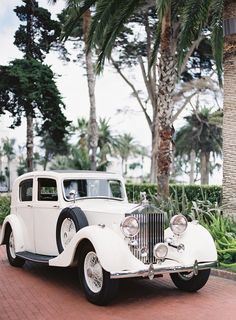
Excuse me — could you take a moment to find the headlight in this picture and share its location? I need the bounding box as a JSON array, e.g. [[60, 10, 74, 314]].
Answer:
[[153, 243, 168, 260], [170, 214, 188, 235], [121, 216, 139, 238]]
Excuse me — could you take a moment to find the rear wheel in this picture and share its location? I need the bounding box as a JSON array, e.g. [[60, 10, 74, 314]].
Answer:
[[6, 229, 25, 267], [78, 242, 119, 305], [170, 269, 211, 292]]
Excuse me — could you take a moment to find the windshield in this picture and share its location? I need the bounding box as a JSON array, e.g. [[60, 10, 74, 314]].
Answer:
[[63, 179, 125, 201]]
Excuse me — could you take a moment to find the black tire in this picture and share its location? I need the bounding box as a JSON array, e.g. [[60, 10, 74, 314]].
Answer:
[[78, 242, 119, 306], [170, 269, 211, 292], [6, 229, 25, 268], [56, 207, 88, 253]]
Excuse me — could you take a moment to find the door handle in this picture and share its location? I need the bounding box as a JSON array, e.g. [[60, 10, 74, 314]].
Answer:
[[53, 205, 60, 208], [27, 204, 33, 208]]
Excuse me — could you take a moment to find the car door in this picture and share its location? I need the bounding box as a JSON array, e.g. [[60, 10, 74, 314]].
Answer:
[[17, 178, 35, 253], [33, 177, 61, 256]]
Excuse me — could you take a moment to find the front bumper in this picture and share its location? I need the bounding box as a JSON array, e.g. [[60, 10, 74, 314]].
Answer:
[[110, 260, 217, 279]]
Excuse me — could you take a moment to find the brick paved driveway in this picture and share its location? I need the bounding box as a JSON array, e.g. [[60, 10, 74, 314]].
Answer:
[[0, 245, 235, 320]]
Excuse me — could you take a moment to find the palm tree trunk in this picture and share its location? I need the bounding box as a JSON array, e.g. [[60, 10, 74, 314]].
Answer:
[[7, 158, 11, 191], [150, 119, 158, 183], [83, 10, 98, 171], [200, 151, 210, 185], [156, 6, 176, 197], [189, 149, 196, 184], [222, 1, 236, 214], [26, 115, 34, 172]]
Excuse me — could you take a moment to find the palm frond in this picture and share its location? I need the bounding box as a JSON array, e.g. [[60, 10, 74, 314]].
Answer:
[[177, 0, 211, 72], [88, 0, 142, 73], [210, 0, 223, 86], [61, 0, 97, 41]]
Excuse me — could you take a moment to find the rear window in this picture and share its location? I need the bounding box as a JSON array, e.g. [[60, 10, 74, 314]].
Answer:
[[19, 179, 33, 202], [38, 178, 58, 201]]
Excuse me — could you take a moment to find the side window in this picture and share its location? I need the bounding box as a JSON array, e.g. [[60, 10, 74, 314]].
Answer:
[[19, 179, 33, 202], [38, 178, 58, 201]]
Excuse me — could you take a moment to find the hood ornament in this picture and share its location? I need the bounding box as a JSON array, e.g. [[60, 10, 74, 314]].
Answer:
[[140, 192, 149, 205]]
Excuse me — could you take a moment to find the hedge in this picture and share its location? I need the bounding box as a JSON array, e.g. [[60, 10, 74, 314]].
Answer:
[[125, 183, 222, 204], [0, 184, 222, 224], [0, 196, 10, 224]]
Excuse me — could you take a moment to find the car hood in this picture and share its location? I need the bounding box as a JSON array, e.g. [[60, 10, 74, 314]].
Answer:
[[73, 198, 139, 215]]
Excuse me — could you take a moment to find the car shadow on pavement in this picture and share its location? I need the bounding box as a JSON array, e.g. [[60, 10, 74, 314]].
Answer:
[[21, 260, 188, 305]]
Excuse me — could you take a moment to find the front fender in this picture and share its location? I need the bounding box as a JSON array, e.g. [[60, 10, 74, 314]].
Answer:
[[0, 215, 25, 252], [165, 222, 217, 265], [49, 225, 143, 272]]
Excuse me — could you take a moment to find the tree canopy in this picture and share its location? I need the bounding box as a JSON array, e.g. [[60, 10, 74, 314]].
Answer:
[[0, 58, 70, 143]]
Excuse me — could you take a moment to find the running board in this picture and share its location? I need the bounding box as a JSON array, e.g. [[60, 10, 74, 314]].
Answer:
[[16, 251, 56, 264]]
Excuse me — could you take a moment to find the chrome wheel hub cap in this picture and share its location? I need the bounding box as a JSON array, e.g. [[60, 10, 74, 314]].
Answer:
[[84, 251, 103, 293], [60, 218, 76, 249], [9, 232, 16, 259]]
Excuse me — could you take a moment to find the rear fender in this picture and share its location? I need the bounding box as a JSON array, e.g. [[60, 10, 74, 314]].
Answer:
[[0, 215, 25, 252], [49, 225, 143, 272]]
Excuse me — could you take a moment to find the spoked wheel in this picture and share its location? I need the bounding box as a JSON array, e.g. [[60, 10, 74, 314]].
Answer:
[[60, 218, 77, 250], [78, 242, 119, 305], [170, 269, 211, 292], [6, 229, 25, 267]]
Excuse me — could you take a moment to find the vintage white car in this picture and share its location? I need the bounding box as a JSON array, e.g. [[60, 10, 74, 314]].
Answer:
[[0, 171, 217, 305]]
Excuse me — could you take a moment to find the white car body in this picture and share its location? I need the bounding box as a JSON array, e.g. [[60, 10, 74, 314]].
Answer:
[[0, 170, 218, 305]]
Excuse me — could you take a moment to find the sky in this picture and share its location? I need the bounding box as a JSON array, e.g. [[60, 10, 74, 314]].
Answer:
[[0, 0, 223, 183]]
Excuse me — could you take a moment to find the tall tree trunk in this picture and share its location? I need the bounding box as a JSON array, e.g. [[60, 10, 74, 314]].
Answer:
[[200, 151, 210, 185], [189, 149, 196, 184], [156, 6, 176, 197], [150, 115, 158, 183], [223, 1, 236, 214], [83, 10, 98, 171], [26, 0, 34, 172], [7, 158, 11, 191], [27, 115, 34, 172]]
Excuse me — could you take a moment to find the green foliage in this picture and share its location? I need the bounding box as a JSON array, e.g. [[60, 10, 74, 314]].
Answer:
[[14, 0, 61, 61], [0, 196, 10, 225], [0, 58, 70, 144], [66, 0, 222, 79], [126, 183, 222, 204], [193, 209, 236, 267]]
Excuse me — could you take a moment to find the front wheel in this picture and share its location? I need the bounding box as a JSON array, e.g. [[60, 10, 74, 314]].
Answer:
[[78, 242, 119, 305], [6, 230, 25, 267], [170, 269, 211, 292]]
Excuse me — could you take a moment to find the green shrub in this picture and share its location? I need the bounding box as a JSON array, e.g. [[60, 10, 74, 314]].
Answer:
[[197, 211, 236, 267], [0, 196, 10, 224], [125, 183, 222, 204]]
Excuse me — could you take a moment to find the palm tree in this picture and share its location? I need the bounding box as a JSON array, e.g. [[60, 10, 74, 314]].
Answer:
[[222, 1, 236, 212], [50, 0, 98, 170], [2, 138, 16, 190], [98, 118, 118, 165], [61, 0, 224, 197], [175, 108, 223, 185], [115, 133, 140, 176]]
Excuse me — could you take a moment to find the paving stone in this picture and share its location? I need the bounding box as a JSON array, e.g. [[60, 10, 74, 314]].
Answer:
[[0, 245, 235, 320]]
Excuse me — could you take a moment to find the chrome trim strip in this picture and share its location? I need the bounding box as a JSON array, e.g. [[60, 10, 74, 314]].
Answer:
[[110, 261, 217, 279]]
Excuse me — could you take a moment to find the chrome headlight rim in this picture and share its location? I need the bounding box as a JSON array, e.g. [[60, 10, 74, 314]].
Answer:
[[170, 214, 188, 235], [120, 216, 139, 238]]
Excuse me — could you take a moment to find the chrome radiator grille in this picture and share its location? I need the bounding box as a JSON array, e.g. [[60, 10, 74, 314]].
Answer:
[[129, 212, 165, 264]]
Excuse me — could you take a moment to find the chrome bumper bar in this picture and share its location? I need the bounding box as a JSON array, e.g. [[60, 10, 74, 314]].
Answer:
[[110, 260, 217, 279]]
